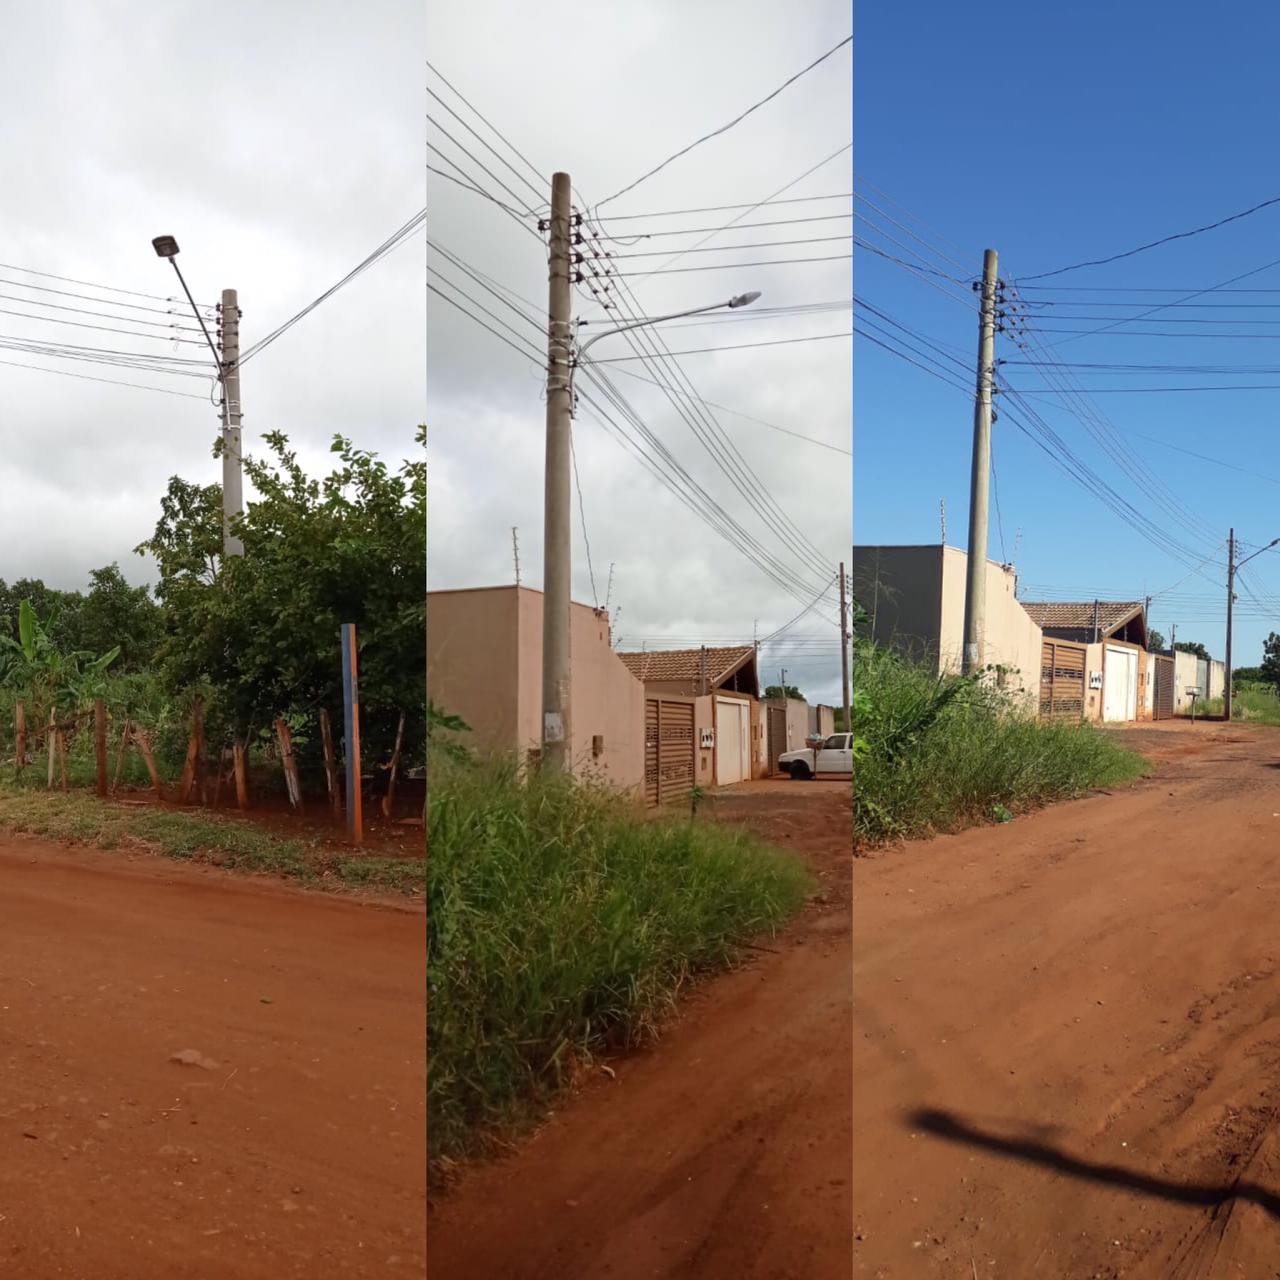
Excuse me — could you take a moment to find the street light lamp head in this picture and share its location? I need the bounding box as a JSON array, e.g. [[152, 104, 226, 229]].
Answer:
[[151, 235, 180, 258], [728, 290, 762, 308]]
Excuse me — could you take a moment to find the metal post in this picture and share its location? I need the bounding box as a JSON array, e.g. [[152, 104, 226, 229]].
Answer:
[[1093, 599, 1100, 644], [219, 288, 245, 557], [541, 171, 573, 771], [700, 645, 708, 696], [1225, 528, 1235, 721], [341, 623, 363, 843], [840, 562, 851, 734], [962, 248, 998, 675]]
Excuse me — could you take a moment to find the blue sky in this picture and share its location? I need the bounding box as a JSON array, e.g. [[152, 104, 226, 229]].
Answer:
[[854, 2, 1280, 664]]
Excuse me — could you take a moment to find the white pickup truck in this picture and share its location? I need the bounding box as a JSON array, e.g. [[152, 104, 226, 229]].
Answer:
[[778, 733, 854, 780]]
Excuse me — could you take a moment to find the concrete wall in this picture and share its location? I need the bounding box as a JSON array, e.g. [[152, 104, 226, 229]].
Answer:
[[851, 545, 944, 666], [851, 545, 1041, 707], [807, 704, 836, 737], [1171, 651, 1225, 711], [427, 586, 645, 792], [694, 695, 715, 785], [426, 587, 520, 745], [1083, 641, 1104, 722], [939, 547, 1041, 701]]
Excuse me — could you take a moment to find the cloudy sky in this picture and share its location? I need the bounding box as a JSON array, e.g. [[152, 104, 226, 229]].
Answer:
[[426, 0, 852, 703], [0, 0, 423, 594]]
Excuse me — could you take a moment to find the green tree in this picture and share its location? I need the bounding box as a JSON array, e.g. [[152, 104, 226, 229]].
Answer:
[[1261, 633, 1280, 689], [1147, 629, 1166, 653], [1175, 641, 1211, 661], [765, 685, 804, 700], [67, 565, 162, 670], [137, 428, 425, 764]]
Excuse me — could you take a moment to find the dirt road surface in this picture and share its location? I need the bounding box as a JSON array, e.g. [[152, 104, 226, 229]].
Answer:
[[856, 722, 1280, 1278], [0, 838, 425, 1279], [427, 780, 853, 1280]]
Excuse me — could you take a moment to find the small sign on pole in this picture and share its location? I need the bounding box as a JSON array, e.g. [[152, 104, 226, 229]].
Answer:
[[341, 623, 363, 844]]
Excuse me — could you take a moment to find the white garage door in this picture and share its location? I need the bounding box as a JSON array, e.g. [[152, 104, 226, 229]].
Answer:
[[1104, 645, 1138, 723], [715, 697, 750, 786]]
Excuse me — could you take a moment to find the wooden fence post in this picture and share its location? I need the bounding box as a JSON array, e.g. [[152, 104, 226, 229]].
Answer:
[[274, 718, 303, 811], [233, 742, 248, 811], [15, 700, 25, 774], [95, 699, 107, 797], [319, 709, 340, 815], [57, 725, 68, 791], [46, 709, 55, 790], [131, 724, 166, 800], [178, 697, 204, 804], [382, 710, 406, 818], [112, 719, 131, 794], [341, 623, 362, 844]]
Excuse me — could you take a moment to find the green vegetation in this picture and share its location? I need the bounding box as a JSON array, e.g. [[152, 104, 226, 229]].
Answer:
[[1198, 683, 1280, 726], [853, 641, 1147, 845], [0, 782, 422, 892], [426, 757, 812, 1167]]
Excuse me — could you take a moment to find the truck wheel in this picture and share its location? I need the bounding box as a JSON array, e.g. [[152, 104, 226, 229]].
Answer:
[[789, 761, 812, 780]]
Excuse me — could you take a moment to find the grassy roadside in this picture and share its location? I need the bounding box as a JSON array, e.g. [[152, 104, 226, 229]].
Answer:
[[1187, 687, 1280, 726], [427, 757, 813, 1172], [854, 643, 1148, 845], [0, 781, 424, 894]]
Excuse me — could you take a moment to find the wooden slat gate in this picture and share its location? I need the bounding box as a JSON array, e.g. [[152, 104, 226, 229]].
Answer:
[[1040, 639, 1086, 720], [644, 696, 695, 808], [1154, 654, 1174, 720]]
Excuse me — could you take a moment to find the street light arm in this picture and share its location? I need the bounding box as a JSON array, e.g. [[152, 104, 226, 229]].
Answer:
[[167, 258, 222, 371], [1236, 536, 1280, 571], [577, 296, 747, 361]]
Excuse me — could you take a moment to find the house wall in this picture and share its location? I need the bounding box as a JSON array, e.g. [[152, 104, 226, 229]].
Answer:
[[939, 547, 1041, 704], [694, 695, 715, 784], [426, 588, 521, 746], [514, 589, 644, 789], [851, 545, 945, 668], [807, 704, 836, 737], [1171, 650, 1224, 711], [426, 586, 645, 792]]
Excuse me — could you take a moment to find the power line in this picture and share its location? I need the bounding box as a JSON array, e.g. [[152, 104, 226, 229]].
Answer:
[[594, 193, 852, 221], [0, 261, 211, 307], [613, 253, 851, 276], [610, 234, 851, 258], [426, 163, 535, 220], [0, 356, 208, 400], [593, 331, 849, 361], [1020, 191, 1280, 281], [0, 305, 209, 348], [589, 213, 852, 242], [237, 208, 425, 367], [570, 431, 599, 606], [596, 34, 852, 209]]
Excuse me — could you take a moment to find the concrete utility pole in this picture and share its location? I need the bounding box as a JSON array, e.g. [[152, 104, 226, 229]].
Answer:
[[218, 289, 245, 557], [541, 172, 574, 771], [839, 562, 851, 734], [1225, 529, 1236, 722], [962, 249, 998, 675]]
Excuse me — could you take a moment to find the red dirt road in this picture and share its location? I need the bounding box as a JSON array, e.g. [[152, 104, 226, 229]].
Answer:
[[856, 722, 1280, 1278], [427, 780, 853, 1280], [0, 840, 425, 1278]]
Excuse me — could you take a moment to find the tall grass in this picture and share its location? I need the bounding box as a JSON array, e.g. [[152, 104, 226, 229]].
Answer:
[[1196, 684, 1280, 725], [427, 757, 813, 1166], [854, 643, 1146, 845]]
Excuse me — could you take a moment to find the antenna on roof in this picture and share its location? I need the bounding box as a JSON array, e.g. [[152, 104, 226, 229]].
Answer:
[[511, 527, 521, 586], [940, 498, 946, 546]]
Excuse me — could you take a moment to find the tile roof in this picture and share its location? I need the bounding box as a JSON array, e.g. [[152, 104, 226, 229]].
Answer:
[[1020, 601, 1144, 633], [617, 645, 755, 687]]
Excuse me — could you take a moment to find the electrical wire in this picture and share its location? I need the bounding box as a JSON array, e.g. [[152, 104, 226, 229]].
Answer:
[[426, 163, 534, 220], [612, 253, 851, 276], [0, 261, 212, 307], [595, 193, 852, 221], [1021, 192, 1280, 281], [236, 208, 425, 367], [596, 34, 852, 209], [610, 234, 851, 257], [591, 331, 850, 360], [0, 357, 208, 400], [570, 431, 599, 605]]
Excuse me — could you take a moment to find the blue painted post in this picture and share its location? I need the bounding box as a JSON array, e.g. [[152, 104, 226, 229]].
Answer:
[[341, 623, 363, 843]]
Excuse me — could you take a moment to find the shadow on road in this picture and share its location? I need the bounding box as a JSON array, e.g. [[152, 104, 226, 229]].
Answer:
[[904, 1106, 1280, 1219]]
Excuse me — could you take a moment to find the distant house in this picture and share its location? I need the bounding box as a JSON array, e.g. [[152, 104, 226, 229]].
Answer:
[[1020, 600, 1148, 648], [617, 646, 764, 786]]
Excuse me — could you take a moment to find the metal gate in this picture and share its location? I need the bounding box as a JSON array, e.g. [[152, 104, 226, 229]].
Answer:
[[1040, 639, 1086, 720], [1154, 654, 1174, 720], [644, 697, 695, 808]]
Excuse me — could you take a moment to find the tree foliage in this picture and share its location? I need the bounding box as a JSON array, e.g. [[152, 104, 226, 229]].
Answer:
[[1262, 633, 1280, 689], [1174, 640, 1211, 661], [137, 428, 425, 764], [1147, 629, 1166, 653]]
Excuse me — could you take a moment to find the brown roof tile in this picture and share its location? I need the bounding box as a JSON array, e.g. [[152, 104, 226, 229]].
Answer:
[[617, 645, 755, 687], [1020, 601, 1144, 632]]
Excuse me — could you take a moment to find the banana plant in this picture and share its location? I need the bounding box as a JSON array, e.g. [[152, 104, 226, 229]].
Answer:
[[0, 599, 120, 717]]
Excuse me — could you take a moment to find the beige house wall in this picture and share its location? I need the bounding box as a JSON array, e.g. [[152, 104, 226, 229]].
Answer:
[[427, 586, 645, 792]]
